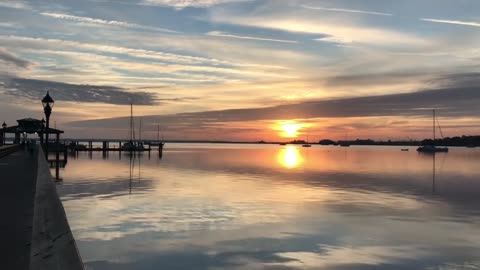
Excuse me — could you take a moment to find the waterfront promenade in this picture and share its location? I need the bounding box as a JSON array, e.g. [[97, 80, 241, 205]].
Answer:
[[0, 146, 84, 270], [0, 147, 38, 270]]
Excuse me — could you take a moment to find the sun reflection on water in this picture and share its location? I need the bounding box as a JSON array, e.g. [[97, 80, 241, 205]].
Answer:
[[57, 145, 480, 270], [278, 146, 304, 168]]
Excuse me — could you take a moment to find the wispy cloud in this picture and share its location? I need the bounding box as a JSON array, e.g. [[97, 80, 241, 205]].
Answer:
[[0, 1, 31, 9], [141, 0, 250, 9], [301, 5, 392, 16], [0, 35, 218, 65], [40, 12, 179, 33], [314, 36, 353, 44], [206, 31, 297, 44], [2, 77, 157, 105], [0, 35, 295, 83], [420, 18, 480, 27], [0, 48, 30, 68], [0, 22, 21, 28], [210, 16, 427, 46]]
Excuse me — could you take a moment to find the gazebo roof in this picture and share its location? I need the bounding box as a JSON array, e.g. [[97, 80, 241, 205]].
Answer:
[[4, 118, 64, 134], [17, 118, 42, 122]]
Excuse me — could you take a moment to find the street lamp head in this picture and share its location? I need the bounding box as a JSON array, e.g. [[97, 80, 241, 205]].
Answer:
[[2, 122, 6, 129], [41, 91, 55, 109], [44, 103, 52, 118]]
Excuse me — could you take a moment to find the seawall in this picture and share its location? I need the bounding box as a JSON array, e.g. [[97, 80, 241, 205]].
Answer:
[[29, 148, 84, 270]]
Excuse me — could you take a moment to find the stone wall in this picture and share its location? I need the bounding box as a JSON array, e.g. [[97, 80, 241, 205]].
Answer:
[[29, 148, 84, 270]]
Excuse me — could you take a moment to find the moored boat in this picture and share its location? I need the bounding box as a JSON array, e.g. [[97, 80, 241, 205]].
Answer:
[[417, 109, 449, 153], [121, 141, 145, 151]]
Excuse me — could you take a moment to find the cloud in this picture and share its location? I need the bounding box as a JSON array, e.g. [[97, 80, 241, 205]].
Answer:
[[67, 73, 480, 129], [0, 22, 21, 28], [140, 0, 251, 9], [0, 35, 300, 89], [301, 5, 393, 17], [209, 13, 428, 47], [314, 36, 353, 44], [1, 34, 292, 71], [0, 35, 228, 66], [1, 77, 157, 105], [0, 1, 31, 9], [40, 12, 178, 33], [420, 18, 480, 27], [324, 71, 434, 87], [206, 31, 298, 43], [0, 48, 31, 68]]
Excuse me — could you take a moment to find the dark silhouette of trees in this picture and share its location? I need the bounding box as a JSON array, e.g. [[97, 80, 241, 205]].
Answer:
[[318, 136, 480, 147]]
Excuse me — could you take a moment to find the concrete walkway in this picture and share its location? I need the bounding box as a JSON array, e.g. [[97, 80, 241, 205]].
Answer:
[[29, 148, 84, 270], [0, 147, 38, 270]]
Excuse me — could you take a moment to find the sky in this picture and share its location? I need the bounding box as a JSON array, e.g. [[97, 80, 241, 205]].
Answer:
[[0, 0, 479, 141]]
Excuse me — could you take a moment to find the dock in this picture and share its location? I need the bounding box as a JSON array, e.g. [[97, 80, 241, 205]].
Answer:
[[65, 139, 164, 153]]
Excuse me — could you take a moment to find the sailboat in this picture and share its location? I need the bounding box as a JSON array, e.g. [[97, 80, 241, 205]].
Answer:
[[417, 109, 448, 153], [150, 122, 165, 147], [302, 135, 312, 147], [339, 132, 350, 147], [339, 142, 350, 147], [121, 103, 145, 152]]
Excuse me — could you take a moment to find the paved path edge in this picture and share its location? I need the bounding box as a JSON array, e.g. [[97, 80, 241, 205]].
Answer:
[[29, 148, 84, 270]]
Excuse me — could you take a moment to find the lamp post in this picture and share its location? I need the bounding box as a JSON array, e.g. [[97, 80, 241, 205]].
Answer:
[[2, 122, 6, 146], [42, 92, 54, 158], [41, 118, 45, 145]]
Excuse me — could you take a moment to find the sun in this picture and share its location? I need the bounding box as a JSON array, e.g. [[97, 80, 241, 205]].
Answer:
[[279, 122, 303, 138]]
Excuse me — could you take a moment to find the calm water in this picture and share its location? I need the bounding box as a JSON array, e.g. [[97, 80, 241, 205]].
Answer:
[[55, 144, 480, 270]]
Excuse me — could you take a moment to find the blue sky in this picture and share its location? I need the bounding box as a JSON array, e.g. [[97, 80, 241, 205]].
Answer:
[[1, 0, 479, 140]]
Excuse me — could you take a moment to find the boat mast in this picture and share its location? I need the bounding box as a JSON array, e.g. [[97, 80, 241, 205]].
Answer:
[[139, 118, 142, 141], [433, 109, 436, 142], [157, 123, 160, 141], [132, 106, 136, 142], [130, 103, 133, 143]]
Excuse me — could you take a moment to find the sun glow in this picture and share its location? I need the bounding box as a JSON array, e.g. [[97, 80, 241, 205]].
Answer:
[[278, 146, 304, 168], [279, 122, 304, 138]]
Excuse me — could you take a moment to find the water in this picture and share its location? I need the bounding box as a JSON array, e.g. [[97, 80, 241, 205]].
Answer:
[[55, 144, 480, 270]]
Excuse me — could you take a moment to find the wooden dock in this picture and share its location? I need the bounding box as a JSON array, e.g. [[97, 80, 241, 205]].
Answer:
[[64, 140, 164, 154]]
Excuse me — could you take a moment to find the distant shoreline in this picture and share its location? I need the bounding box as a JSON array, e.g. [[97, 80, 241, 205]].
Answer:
[[4, 136, 479, 148], [62, 135, 480, 147]]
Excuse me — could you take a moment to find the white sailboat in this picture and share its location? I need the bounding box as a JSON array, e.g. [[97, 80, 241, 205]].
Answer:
[[417, 109, 448, 153]]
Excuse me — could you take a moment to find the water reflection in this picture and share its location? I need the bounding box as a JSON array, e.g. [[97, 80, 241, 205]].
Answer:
[[278, 146, 304, 168], [433, 153, 436, 194], [56, 145, 480, 270]]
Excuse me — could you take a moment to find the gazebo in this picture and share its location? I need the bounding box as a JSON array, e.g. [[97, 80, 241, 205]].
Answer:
[[1, 118, 64, 145]]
